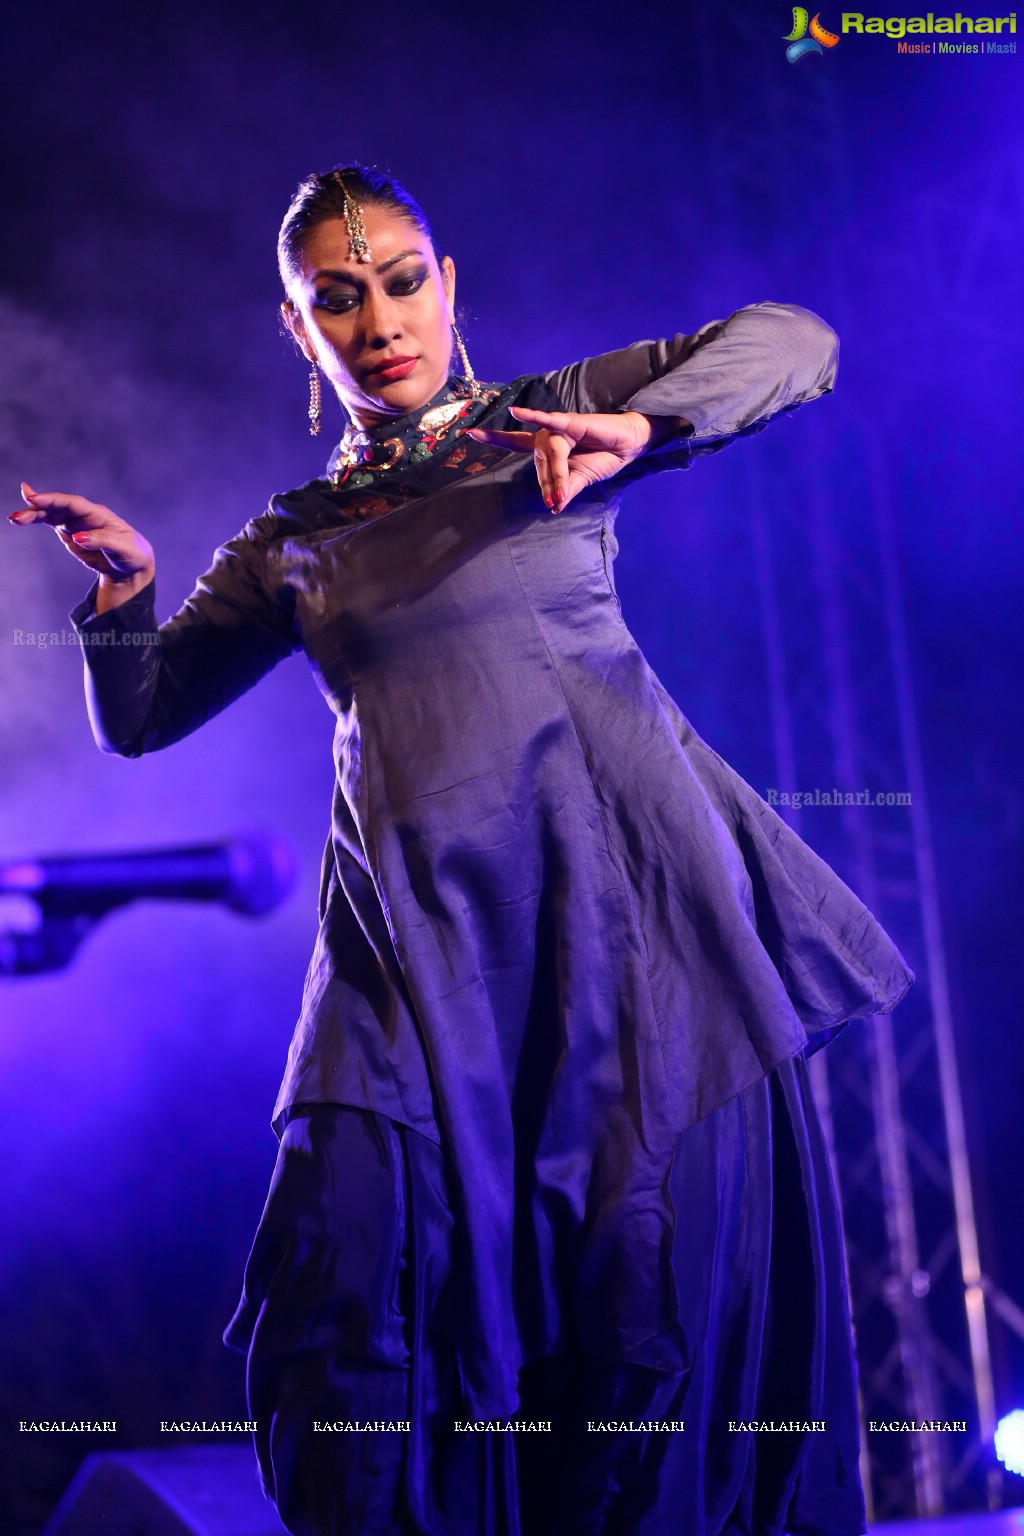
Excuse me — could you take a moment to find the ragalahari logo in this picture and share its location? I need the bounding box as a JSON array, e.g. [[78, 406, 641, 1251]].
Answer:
[[785, 7, 841, 59]]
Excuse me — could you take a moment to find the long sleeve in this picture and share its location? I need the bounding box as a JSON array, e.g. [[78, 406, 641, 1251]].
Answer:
[[69, 509, 301, 757], [542, 300, 839, 457]]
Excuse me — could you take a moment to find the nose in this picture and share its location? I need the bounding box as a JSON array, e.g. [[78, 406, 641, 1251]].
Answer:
[[361, 286, 402, 348]]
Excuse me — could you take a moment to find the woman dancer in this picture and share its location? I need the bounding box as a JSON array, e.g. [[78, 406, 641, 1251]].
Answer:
[[12, 165, 913, 1536]]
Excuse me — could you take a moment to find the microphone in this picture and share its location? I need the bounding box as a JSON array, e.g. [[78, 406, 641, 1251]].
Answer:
[[0, 831, 299, 918]]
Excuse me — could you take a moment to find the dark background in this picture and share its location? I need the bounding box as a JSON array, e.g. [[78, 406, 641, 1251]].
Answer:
[[0, 1, 1020, 1529]]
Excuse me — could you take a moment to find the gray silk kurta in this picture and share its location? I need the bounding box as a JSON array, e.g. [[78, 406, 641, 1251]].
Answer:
[[70, 301, 914, 1417]]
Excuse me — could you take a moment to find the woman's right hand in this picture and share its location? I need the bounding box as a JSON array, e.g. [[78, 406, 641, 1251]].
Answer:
[[9, 483, 155, 612]]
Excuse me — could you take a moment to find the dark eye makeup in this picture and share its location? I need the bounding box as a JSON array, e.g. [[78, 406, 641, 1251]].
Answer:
[[313, 267, 429, 314]]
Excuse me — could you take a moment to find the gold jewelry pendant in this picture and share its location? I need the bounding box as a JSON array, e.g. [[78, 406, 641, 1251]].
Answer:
[[366, 437, 405, 470], [419, 400, 468, 438]]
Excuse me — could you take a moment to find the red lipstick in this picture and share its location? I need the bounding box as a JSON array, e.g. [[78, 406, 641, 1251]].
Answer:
[[368, 357, 418, 382]]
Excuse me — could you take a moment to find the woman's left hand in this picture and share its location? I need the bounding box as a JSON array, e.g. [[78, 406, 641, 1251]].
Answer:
[[467, 408, 688, 513]]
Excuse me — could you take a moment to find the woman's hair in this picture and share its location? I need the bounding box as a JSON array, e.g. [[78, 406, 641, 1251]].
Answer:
[[277, 164, 442, 293]]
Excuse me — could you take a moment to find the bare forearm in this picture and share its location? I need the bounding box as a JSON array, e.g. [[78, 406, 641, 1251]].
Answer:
[[628, 411, 695, 451], [95, 566, 157, 615]]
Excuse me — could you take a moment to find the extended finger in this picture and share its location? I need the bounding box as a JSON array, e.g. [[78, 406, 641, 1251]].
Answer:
[[541, 435, 572, 513], [10, 485, 111, 527], [465, 427, 536, 452], [511, 407, 636, 456], [508, 406, 578, 438], [559, 466, 595, 512]]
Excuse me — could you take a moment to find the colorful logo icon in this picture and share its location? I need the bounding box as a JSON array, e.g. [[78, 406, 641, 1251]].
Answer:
[[784, 8, 841, 60]]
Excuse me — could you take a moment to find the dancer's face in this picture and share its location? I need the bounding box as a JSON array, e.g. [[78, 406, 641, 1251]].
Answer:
[[282, 205, 456, 431]]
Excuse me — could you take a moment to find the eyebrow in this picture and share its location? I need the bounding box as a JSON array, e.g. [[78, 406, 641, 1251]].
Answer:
[[311, 249, 426, 284]]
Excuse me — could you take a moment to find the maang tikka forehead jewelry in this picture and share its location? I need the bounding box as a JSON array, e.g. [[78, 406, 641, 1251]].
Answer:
[[334, 173, 373, 264]]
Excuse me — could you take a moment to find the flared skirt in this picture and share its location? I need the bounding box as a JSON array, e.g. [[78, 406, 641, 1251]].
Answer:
[[223, 1051, 866, 1536]]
